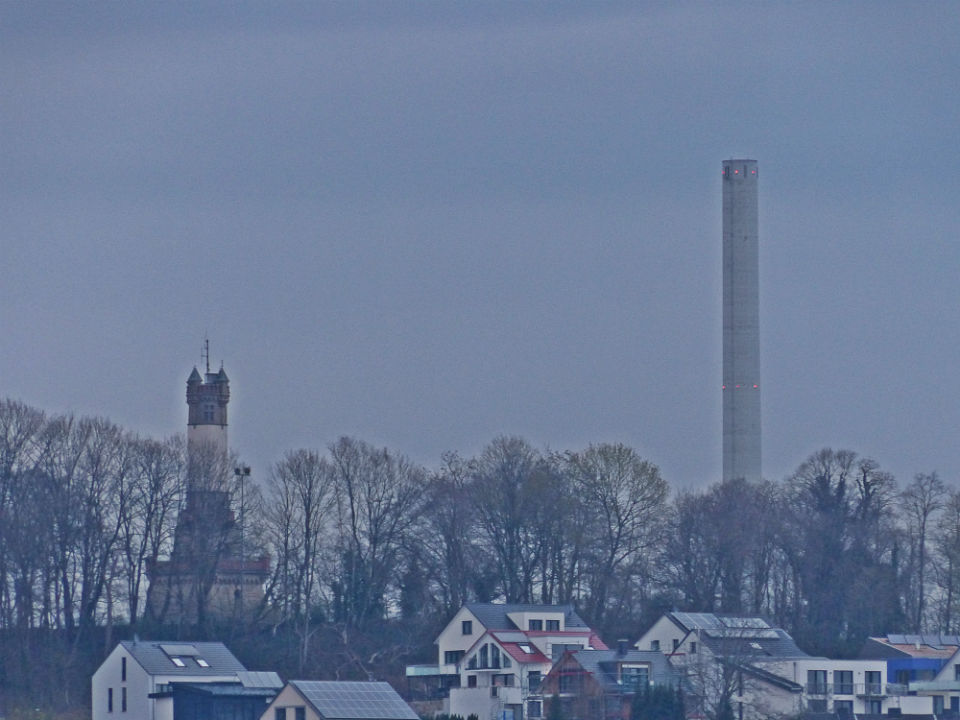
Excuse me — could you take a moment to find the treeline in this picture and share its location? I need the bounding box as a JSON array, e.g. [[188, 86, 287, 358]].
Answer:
[[1, 397, 959, 712]]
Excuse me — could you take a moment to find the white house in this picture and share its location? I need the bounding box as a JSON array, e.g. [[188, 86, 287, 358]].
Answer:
[[636, 612, 933, 718], [261, 680, 419, 720], [91, 640, 278, 720], [406, 603, 605, 720], [905, 644, 960, 714]]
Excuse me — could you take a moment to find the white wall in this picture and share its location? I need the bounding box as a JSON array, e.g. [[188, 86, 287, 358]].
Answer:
[[634, 616, 686, 654], [754, 658, 889, 714], [436, 607, 483, 669], [261, 684, 319, 720], [91, 646, 152, 720], [450, 686, 501, 720]]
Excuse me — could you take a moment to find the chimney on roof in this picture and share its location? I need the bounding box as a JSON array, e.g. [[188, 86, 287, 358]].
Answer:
[[618, 639, 629, 656]]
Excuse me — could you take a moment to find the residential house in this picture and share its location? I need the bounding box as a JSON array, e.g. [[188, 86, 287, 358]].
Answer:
[[406, 603, 606, 720], [261, 680, 419, 720], [896, 644, 960, 715], [539, 642, 679, 720], [636, 612, 933, 719], [92, 640, 279, 720], [861, 633, 960, 685]]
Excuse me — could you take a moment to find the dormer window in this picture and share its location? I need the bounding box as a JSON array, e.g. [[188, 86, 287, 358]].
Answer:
[[529, 620, 543, 631], [546, 620, 560, 631]]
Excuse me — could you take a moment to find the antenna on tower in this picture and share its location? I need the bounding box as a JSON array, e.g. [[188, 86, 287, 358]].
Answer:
[[203, 337, 210, 374]]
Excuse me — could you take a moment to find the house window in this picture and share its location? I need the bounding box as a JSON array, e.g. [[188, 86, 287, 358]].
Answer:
[[276, 709, 287, 720], [865, 670, 882, 695], [934, 696, 945, 714], [650, 640, 660, 651], [121, 657, 126, 681], [479, 644, 489, 669], [468, 675, 477, 688], [689, 642, 697, 654], [445, 650, 464, 665], [954, 663, 960, 681], [528, 701, 542, 718], [833, 670, 853, 694], [868, 700, 882, 714], [835, 701, 853, 717], [121, 687, 127, 712], [621, 666, 649, 692], [295, 708, 306, 720], [559, 673, 575, 694], [546, 620, 560, 631], [462, 620, 473, 635], [108, 688, 113, 713], [808, 699, 827, 712], [807, 670, 827, 694], [518, 643, 535, 654], [672, 639, 679, 651], [528, 671, 542, 692], [170, 657, 186, 667], [529, 619, 543, 631], [196, 657, 210, 668]]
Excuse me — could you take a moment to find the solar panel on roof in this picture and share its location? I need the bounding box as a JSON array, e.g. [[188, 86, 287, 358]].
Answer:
[[294, 681, 418, 720]]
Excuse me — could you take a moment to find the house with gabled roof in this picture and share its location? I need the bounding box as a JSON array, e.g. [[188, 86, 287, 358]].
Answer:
[[860, 633, 960, 689], [895, 643, 960, 715], [637, 612, 934, 720], [406, 602, 604, 720], [92, 640, 281, 720], [262, 680, 418, 720], [539, 643, 679, 720]]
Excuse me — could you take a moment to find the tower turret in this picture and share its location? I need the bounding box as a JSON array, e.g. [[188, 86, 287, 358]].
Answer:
[[186, 363, 230, 457]]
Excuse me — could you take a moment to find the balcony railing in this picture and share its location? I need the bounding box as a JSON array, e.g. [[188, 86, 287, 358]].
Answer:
[[804, 683, 886, 697]]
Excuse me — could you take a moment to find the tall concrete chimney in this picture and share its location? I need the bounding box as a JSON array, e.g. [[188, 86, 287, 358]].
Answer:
[[722, 159, 761, 482]]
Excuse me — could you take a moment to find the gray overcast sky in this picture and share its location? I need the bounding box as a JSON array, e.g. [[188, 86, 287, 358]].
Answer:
[[3, 2, 959, 489]]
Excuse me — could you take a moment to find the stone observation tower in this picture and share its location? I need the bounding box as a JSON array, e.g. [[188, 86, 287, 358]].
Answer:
[[722, 159, 761, 483], [147, 344, 269, 626]]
